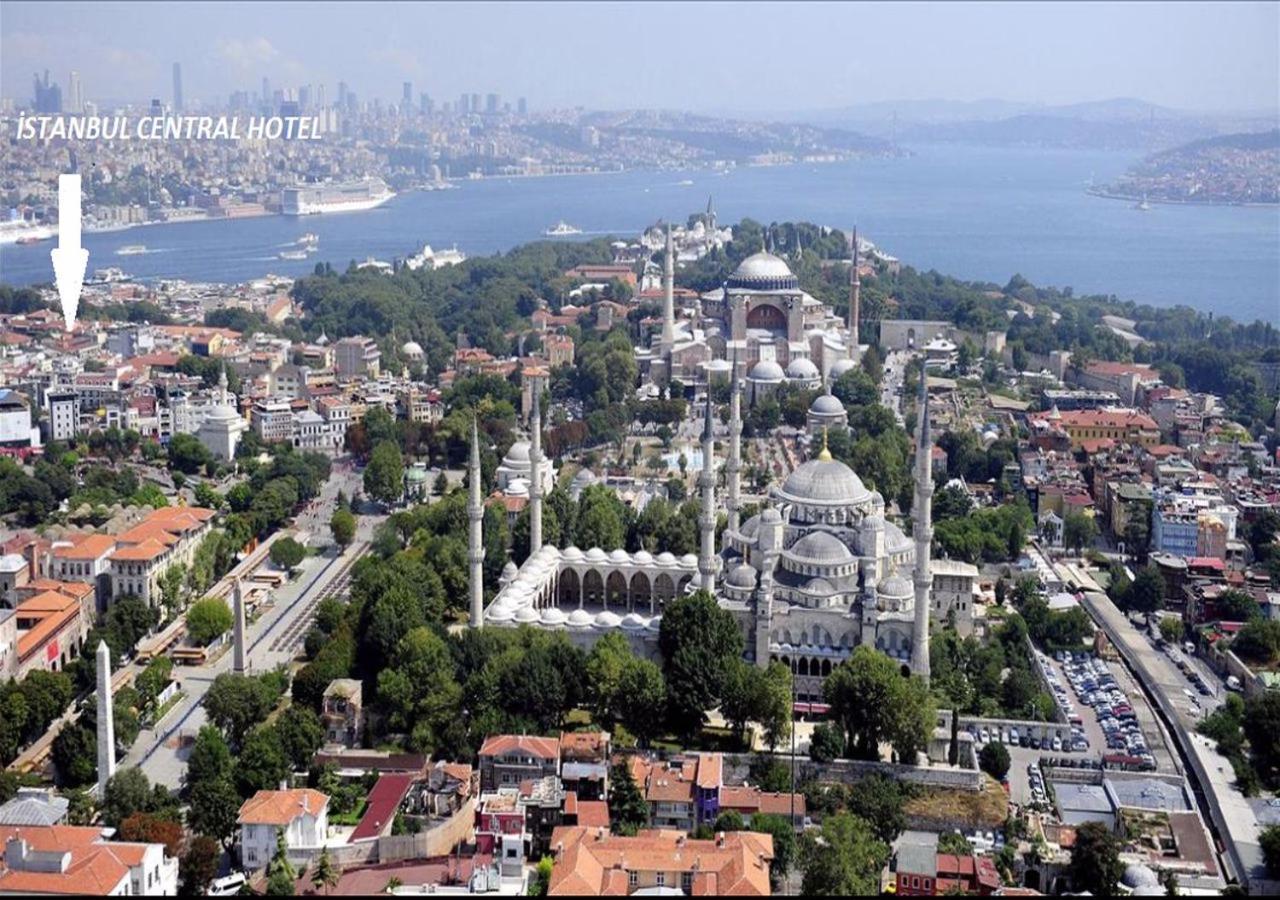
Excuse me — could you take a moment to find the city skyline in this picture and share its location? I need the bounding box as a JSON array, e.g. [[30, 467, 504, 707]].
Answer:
[[1, 1, 1277, 116]]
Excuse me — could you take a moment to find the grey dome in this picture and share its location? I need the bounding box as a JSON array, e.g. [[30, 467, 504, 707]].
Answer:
[[879, 569, 913, 599], [727, 562, 758, 589], [738, 515, 760, 539], [809, 394, 846, 415], [789, 531, 855, 564], [749, 360, 785, 382], [728, 252, 799, 291], [829, 358, 856, 378], [504, 441, 531, 463], [786, 358, 820, 380], [803, 577, 838, 597], [401, 340, 424, 358], [572, 468, 597, 486], [1122, 865, 1159, 889], [780, 458, 868, 506]]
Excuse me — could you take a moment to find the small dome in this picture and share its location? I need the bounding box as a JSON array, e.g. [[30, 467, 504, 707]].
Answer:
[[647, 615, 663, 632], [786, 358, 820, 380], [500, 561, 519, 583], [540, 607, 568, 626], [585, 547, 608, 563], [749, 360, 785, 382], [879, 569, 913, 599], [487, 604, 515, 623], [504, 441, 531, 463], [679, 553, 698, 568], [738, 515, 760, 540], [401, 340, 424, 359], [620, 613, 646, 631], [760, 507, 782, 525], [829, 358, 856, 378], [567, 609, 594, 628], [633, 550, 654, 565], [609, 549, 629, 563], [727, 562, 758, 589], [594, 610, 622, 629], [656, 552, 677, 566], [809, 393, 846, 415], [561, 546, 584, 562], [514, 605, 541, 624], [789, 531, 855, 564], [1122, 865, 1159, 889], [728, 251, 799, 291], [572, 468, 597, 486]]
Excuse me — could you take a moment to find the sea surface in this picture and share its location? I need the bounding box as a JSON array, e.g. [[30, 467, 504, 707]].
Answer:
[[2, 144, 1277, 323]]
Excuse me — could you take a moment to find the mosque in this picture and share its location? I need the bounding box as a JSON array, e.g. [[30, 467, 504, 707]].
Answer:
[[466, 239, 979, 700]]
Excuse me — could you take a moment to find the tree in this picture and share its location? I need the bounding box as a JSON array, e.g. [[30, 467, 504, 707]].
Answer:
[[266, 828, 297, 895], [584, 631, 631, 728], [204, 673, 281, 748], [713, 810, 746, 832], [659, 591, 744, 739], [188, 776, 241, 848], [824, 646, 935, 763], [278, 706, 325, 771], [1232, 620, 1280, 666], [799, 812, 889, 896], [375, 627, 461, 754], [235, 725, 289, 797], [1261, 824, 1280, 877], [102, 768, 157, 828], [1063, 510, 1099, 554], [1217, 588, 1263, 623], [159, 564, 186, 615], [51, 724, 96, 788], [809, 722, 845, 763], [187, 725, 233, 785], [1159, 616, 1184, 645], [330, 507, 356, 548], [1124, 566, 1166, 614], [311, 847, 340, 895], [168, 433, 213, 475], [1069, 821, 1124, 895], [270, 537, 307, 574], [616, 658, 666, 747], [607, 761, 649, 835], [180, 835, 221, 895], [979, 741, 1011, 781], [845, 774, 907, 845], [750, 813, 796, 885], [186, 596, 233, 646], [1244, 691, 1280, 782], [364, 440, 405, 506], [121, 811, 184, 857]]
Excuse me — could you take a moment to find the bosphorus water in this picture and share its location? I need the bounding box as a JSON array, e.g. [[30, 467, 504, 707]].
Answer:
[[2, 143, 1277, 322]]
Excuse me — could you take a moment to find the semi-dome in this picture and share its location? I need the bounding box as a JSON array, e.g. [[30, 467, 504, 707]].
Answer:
[[727, 251, 800, 291], [727, 562, 758, 589], [779, 457, 868, 506], [879, 569, 913, 599], [1122, 865, 1159, 890], [802, 577, 837, 597], [748, 359, 785, 382], [809, 393, 846, 415], [786, 358, 820, 380], [760, 507, 782, 525], [789, 531, 855, 564]]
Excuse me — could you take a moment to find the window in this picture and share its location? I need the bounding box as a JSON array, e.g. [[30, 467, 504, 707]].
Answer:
[[628, 871, 638, 888], [681, 872, 694, 892], [655, 873, 666, 887]]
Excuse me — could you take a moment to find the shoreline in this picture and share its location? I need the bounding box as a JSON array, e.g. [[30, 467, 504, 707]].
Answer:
[[1086, 187, 1278, 209]]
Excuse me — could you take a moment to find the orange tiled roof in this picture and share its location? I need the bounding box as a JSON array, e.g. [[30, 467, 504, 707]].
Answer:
[[53, 534, 118, 560], [0, 826, 162, 896], [237, 789, 329, 826], [109, 539, 169, 563], [479, 734, 560, 760]]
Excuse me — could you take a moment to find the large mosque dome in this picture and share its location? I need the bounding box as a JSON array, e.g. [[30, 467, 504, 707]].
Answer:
[[728, 252, 800, 291], [778, 456, 869, 507]]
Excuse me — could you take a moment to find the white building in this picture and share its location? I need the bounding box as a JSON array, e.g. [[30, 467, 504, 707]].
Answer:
[[197, 368, 247, 462], [250, 398, 295, 444], [45, 391, 77, 443], [0, 391, 39, 449], [0, 824, 179, 895], [237, 789, 329, 871]]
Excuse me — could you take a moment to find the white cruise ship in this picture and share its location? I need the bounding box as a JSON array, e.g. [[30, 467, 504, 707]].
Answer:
[[282, 179, 395, 216]]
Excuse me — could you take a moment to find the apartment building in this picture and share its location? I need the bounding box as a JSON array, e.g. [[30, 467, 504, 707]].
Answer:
[[0, 825, 179, 895]]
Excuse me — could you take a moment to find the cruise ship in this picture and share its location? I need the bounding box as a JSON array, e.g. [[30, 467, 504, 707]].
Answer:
[[0, 219, 56, 246], [282, 179, 395, 216]]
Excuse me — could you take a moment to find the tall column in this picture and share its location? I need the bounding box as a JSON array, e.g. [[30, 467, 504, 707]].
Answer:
[[849, 227, 861, 353], [660, 224, 675, 371], [95, 640, 115, 798], [698, 394, 717, 593], [726, 353, 743, 536], [468, 417, 485, 628], [232, 575, 247, 674], [529, 388, 543, 556], [911, 373, 933, 683]]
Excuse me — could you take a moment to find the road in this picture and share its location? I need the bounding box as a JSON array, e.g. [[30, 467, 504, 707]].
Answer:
[[120, 462, 379, 789], [881, 350, 910, 426]]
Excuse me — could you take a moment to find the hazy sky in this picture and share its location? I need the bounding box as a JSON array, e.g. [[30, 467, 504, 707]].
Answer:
[[2, 1, 1277, 114]]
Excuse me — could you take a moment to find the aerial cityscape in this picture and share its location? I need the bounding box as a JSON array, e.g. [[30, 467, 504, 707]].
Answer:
[[0, 1, 1278, 897]]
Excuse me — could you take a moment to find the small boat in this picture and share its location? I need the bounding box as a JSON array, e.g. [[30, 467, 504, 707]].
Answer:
[[116, 244, 148, 256], [676, 179, 694, 186], [544, 221, 583, 236], [1134, 195, 1151, 211], [15, 235, 45, 245], [279, 249, 309, 260], [297, 233, 319, 246]]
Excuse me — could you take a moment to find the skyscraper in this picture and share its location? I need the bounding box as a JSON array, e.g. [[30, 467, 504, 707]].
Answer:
[[67, 70, 83, 114], [517, 96, 527, 115], [458, 92, 469, 114], [470, 92, 480, 114], [402, 81, 412, 110], [33, 70, 62, 113], [172, 62, 183, 113], [486, 92, 499, 114], [337, 81, 348, 108]]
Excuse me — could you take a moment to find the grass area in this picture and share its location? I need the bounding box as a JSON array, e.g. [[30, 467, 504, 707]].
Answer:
[[148, 691, 186, 726], [329, 798, 368, 827], [903, 777, 1009, 830]]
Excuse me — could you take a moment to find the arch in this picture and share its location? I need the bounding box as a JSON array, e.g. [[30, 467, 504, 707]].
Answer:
[[746, 303, 787, 332], [582, 569, 604, 605], [797, 657, 810, 677], [820, 658, 832, 677], [606, 570, 628, 609], [654, 573, 676, 606], [676, 574, 694, 596], [559, 569, 581, 607], [629, 572, 652, 613]]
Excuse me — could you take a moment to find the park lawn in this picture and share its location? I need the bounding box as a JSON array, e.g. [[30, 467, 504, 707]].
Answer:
[[329, 798, 369, 827]]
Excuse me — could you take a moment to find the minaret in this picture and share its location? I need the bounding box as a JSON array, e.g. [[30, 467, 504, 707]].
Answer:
[[218, 363, 229, 406], [726, 352, 743, 536], [467, 417, 485, 628], [232, 575, 247, 674], [706, 195, 716, 234], [95, 640, 116, 797], [849, 227, 861, 351], [660, 224, 675, 364], [911, 373, 933, 682], [698, 393, 717, 593], [529, 387, 543, 556]]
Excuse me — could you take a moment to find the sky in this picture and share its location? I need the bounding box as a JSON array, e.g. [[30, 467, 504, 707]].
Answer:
[[1, 1, 1277, 116]]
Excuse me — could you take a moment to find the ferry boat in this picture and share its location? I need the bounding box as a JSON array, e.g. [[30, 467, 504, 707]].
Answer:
[[543, 221, 583, 236], [297, 233, 320, 246], [116, 245, 148, 256], [86, 267, 131, 285], [281, 179, 394, 216], [0, 219, 56, 246]]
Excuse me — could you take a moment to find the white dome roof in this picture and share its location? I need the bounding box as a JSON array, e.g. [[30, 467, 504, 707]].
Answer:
[[540, 607, 568, 626], [633, 550, 654, 564], [487, 604, 515, 623], [679, 553, 698, 568], [647, 615, 663, 632], [594, 610, 622, 628], [503, 441, 531, 465], [780, 457, 868, 506], [728, 252, 799, 290], [561, 546, 584, 562], [749, 360, 785, 382], [803, 577, 837, 597], [401, 340, 424, 357], [656, 552, 677, 566], [609, 549, 629, 563], [514, 605, 541, 624], [789, 531, 855, 564], [809, 393, 845, 415], [786, 358, 820, 380], [567, 608, 594, 628], [586, 547, 608, 563], [829, 358, 856, 378], [1122, 865, 1159, 889], [879, 570, 913, 599], [621, 613, 646, 630], [572, 468, 597, 486], [727, 562, 758, 589]]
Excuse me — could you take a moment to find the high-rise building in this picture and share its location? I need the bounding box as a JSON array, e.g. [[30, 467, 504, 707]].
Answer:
[[261, 76, 270, 105], [458, 92, 469, 114], [420, 92, 433, 115], [402, 81, 412, 109], [470, 92, 481, 114], [298, 85, 311, 110], [337, 81, 348, 107], [67, 70, 83, 114], [33, 70, 62, 113], [172, 62, 183, 113], [317, 83, 326, 108], [485, 92, 499, 114], [517, 96, 527, 115]]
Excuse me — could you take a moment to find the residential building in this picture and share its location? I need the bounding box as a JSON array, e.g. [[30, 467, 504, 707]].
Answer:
[[478, 735, 560, 793], [321, 679, 363, 748], [106, 507, 214, 607], [334, 336, 381, 379], [0, 390, 39, 449], [250, 398, 294, 443], [894, 829, 1000, 895], [0, 824, 179, 895], [0, 789, 68, 827], [236, 789, 329, 871], [50, 535, 116, 610], [558, 731, 610, 802]]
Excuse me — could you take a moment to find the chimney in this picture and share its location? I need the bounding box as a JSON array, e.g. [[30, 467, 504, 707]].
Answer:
[[24, 542, 36, 580]]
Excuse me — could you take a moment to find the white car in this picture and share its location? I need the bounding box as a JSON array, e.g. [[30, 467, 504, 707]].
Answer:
[[1051, 737, 1062, 751], [208, 873, 247, 897]]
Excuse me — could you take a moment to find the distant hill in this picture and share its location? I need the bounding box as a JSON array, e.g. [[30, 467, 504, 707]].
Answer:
[[1099, 129, 1279, 205]]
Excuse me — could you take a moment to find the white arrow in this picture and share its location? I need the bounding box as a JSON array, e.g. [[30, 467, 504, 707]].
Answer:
[[51, 173, 89, 332]]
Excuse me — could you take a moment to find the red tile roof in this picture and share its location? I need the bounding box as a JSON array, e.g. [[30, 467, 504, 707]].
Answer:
[[349, 774, 414, 842]]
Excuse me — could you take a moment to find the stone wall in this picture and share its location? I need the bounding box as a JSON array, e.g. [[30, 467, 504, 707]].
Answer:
[[723, 755, 984, 792]]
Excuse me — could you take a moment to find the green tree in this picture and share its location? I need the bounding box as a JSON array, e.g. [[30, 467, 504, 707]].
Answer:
[[168, 433, 213, 475], [188, 776, 240, 847], [607, 760, 650, 835], [180, 834, 221, 895], [375, 627, 461, 754], [51, 723, 96, 787], [235, 726, 289, 797], [713, 810, 746, 832], [1159, 616, 1184, 645], [277, 706, 325, 771], [809, 722, 845, 763], [659, 591, 745, 739], [824, 646, 935, 763], [845, 774, 908, 845], [616, 658, 667, 747], [584, 631, 631, 728], [1063, 510, 1099, 554], [1261, 824, 1280, 877], [186, 596, 233, 646], [364, 440, 405, 506], [330, 507, 356, 548], [750, 813, 797, 885], [1069, 821, 1124, 895], [799, 812, 889, 896], [311, 847, 340, 895], [266, 828, 297, 895], [159, 564, 187, 615], [101, 768, 156, 828], [204, 673, 281, 748], [270, 537, 307, 574], [979, 741, 1011, 781], [1124, 566, 1166, 614]]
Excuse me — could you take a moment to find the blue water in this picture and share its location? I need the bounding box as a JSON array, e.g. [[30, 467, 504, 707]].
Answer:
[[2, 144, 1277, 323]]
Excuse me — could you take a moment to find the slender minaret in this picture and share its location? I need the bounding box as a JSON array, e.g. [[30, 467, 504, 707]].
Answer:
[[698, 393, 717, 593], [232, 575, 247, 674], [467, 417, 485, 628], [660, 224, 675, 362], [726, 352, 743, 536], [95, 640, 115, 797], [849, 227, 861, 350], [910, 373, 933, 683], [529, 387, 543, 556], [706, 195, 716, 234]]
